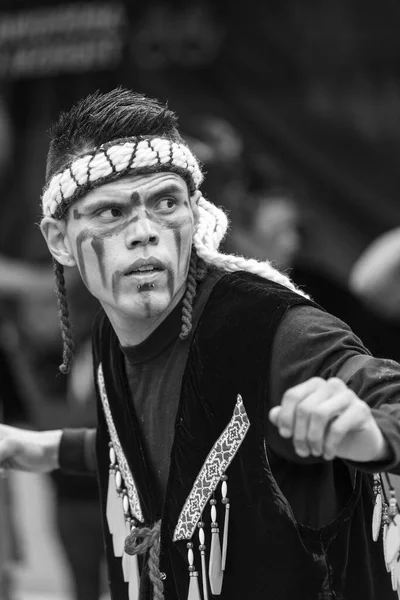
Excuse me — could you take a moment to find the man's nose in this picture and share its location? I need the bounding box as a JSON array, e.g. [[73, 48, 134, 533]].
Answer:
[[125, 215, 159, 248]]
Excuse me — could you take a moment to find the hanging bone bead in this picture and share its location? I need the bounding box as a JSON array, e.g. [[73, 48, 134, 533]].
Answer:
[[111, 468, 129, 557], [382, 505, 391, 572], [384, 491, 400, 566], [128, 553, 141, 600], [109, 444, 116, 467], [106, 447, 119, 535], [187, 542, 201, 600], [198, 521, 209, 600], [115, 469, 122, 493], [372, 489, 383, 542], [209, 499, 223, 595], [122, 494, 132, 582], [372, 474, 383, 542], [220, 474, 230, 571]]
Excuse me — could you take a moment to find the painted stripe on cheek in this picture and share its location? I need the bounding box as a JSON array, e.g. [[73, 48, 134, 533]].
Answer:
[[173, 229, 182, 268], [167, 269, 175, 299], [76, 230, 90, 287], [112, 270, 123, 300], [91, 237, 106, 286]]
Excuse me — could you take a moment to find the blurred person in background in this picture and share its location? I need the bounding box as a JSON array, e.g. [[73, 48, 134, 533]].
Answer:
[[0, 90, 30, 600], [0, 91, 106, 599], [183, 113, 247, 217], [0, 259, 107, 600], [0, 323, 27, 600], [0, 260, 107, 600], [228, 185, 400, 360], [349, 226, 400, 322]]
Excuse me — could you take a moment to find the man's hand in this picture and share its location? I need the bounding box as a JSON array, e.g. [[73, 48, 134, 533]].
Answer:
[[0, 424, 63, 473], [269, 377, 389, 462]]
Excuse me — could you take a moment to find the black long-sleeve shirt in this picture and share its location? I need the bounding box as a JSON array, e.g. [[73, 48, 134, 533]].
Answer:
[[60, 272, 400, 529]]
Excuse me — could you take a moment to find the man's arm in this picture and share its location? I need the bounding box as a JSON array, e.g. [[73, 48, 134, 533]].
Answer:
[[59, 428, 97, 474], [0, 424, 63, 472], [0, 424, 96, 474], [267, 305, 400, 471], [269, 375, 389, 464]]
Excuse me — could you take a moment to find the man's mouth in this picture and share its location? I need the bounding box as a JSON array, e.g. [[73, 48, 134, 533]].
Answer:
[[127, 265, 163, 275], [123, 258, 166, 280]]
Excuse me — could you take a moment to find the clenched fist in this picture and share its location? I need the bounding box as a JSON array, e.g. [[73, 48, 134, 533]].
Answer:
[[269, 377, 389, 463], [0, 424, 62, 473]]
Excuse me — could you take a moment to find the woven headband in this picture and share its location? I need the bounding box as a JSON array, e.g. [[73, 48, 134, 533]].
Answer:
[[41, 136, 204, 218]]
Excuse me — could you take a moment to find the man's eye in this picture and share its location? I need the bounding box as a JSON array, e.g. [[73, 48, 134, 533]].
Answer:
[[157, 198, 177, 211], [98, 207, 122, 218]]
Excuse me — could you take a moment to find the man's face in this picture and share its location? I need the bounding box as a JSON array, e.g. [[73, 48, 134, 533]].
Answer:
[[61, 172, 197, 326]]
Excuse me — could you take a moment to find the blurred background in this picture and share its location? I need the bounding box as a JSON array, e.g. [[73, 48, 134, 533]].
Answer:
[[1, 0, 400, 598]]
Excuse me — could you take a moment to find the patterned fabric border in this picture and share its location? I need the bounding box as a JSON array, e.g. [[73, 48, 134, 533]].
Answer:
[[173, 395, 250, 541], [97, 363, 144, 523]]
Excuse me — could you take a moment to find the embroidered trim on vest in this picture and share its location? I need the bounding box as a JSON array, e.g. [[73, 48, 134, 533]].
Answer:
[[97, 363, 144, 523], [173, 394, 250, 541]]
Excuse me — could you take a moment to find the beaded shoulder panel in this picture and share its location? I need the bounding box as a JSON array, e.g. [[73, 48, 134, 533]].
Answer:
[[97, 363, 144, 523], [173, 394, 250, 541]]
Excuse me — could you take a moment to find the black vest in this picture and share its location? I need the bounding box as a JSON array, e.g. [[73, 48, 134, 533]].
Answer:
[[93, 271, 394, 600]]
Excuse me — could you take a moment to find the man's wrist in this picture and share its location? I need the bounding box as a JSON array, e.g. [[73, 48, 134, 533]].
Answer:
[[373, 435, 391, 462], [42, 429, 63, 470]]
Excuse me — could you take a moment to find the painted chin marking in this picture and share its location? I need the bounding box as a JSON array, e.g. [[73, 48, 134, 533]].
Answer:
[[166, 269, 175, 299], [137, 283, 155, 292]]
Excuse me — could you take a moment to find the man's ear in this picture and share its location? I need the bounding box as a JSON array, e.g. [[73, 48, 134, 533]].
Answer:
[[190, 190, 201, 225], [40, 217, 77, 267]]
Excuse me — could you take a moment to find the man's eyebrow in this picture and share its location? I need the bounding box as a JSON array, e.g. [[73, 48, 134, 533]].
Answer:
[[81, 182, 187, 212], [81, 195, 129, 212], [147, 183, 187, 199]]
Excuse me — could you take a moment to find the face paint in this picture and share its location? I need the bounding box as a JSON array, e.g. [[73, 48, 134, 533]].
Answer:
[[166, 268, 175, 300], [111, 269, 123, 300], [136, 284, 153, 319], [130, 191, 141, 208], [76, 229, 91, 287], [65, 173, 197, 343], [138, 283, 155, 292], [75, 213, 144, 289], [173, 229, 182, 268], [90, 237, 107, 285]]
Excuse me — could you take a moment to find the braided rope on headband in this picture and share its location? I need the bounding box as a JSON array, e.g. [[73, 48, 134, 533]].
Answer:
[[42, 136, 204, 218]]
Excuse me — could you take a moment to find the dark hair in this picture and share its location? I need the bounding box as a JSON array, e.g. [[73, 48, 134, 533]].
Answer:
[[46, 87, 182, 182]]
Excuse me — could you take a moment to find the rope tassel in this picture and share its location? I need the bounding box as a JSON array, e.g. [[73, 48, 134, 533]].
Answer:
[[124, 521, 164, 600]]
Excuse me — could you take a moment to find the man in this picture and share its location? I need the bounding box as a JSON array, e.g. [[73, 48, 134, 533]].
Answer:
[[1, 88, 400, 600]]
